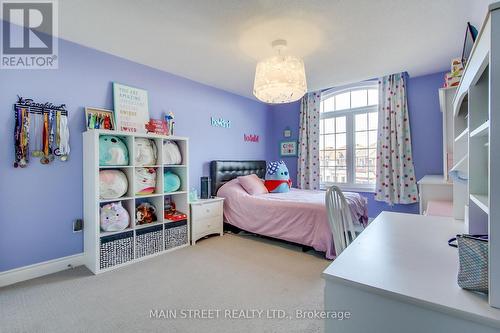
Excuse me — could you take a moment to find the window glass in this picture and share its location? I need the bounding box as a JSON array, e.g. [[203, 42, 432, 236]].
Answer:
[[319, 82, 378, 188], [335, 92, 350, 111], [368, 89, 378, 106], [351, 89, 367, 108], [355, 113, 368, 131], [323, 97, 335, 112]]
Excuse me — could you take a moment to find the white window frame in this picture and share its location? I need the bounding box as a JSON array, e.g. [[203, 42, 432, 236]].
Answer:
[[319, 81, 378, 192]]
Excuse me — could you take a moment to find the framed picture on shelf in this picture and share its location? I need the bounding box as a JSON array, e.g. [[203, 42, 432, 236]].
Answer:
[[113, 82, 150, 133], [280, 140, 298, 157], [85, 107, 115, 130]]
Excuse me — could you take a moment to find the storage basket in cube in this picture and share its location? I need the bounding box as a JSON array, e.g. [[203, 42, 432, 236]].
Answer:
[[136, 224, 163, 258], [100, 231, 134, 269], [165, 220, 188, 250]]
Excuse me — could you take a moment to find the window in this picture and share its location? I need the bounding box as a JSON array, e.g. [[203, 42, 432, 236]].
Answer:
[[319, 82, 378, 191]]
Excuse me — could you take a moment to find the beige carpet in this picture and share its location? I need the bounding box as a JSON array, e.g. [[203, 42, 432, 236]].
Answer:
[[0, 233, 330, 333]]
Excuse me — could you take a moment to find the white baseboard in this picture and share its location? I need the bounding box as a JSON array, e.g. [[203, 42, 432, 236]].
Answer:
[[0, 253, 85, 288]]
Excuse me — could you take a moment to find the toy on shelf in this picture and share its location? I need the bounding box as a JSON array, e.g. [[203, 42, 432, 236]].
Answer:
[[444, 58, 464, 88], [99, 169, 128, 199], [264, 160, 292, 193], [134, 138, 157, 166], [164, 170, 181, 193], [135, 167, 157, 195], [163, 140, 182, 165], [100, 201, 130, 232], [136, 202, 157, 225], [164, 111, 175, 136], [99, 135, 129, 166], [164, 197, 187, 222]]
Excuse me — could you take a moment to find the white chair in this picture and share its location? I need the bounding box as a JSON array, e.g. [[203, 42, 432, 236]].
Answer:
[[325, 186, 357, 256]]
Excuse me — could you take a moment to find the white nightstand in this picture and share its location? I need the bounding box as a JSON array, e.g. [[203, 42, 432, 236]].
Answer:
[[189, 197, 224, 244]]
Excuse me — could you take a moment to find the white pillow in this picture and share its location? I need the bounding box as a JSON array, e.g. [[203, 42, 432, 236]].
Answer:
[[163, 140, 182, 165]]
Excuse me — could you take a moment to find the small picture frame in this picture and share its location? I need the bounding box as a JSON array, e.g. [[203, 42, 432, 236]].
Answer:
[[283, 127, 292, 138], [280, 140, 298, 157], [85, 107, 115, 130]]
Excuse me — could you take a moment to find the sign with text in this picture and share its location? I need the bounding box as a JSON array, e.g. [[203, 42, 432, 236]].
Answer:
[[244, 134, 259, 142], [280, 141, 297, 157], [211, 117, 231, 128], [145, 119, 168, 135], [113, 82, 149, 133], [1, 0, 59, 69]]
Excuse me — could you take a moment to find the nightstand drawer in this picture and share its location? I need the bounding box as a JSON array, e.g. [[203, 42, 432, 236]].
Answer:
[[192, 216, 222, 235], [191, 201, 223, 220]]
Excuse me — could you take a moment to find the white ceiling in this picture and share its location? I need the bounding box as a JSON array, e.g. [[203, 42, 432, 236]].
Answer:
[[59, 0, 494, 100]]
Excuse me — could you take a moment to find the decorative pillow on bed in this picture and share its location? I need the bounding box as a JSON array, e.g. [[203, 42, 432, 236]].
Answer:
[[264, 160, 292, 193], [237, 174, 268, 195]]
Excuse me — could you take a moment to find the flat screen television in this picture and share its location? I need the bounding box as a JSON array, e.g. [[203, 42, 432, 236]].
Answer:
[[461, 22, 479, 67]]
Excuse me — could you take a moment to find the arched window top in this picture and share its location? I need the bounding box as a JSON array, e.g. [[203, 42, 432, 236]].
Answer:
[[321, 81, 378, 114]]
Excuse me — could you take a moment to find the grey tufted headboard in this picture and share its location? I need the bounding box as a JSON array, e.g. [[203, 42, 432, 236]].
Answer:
[[210, 160, 267, 195]]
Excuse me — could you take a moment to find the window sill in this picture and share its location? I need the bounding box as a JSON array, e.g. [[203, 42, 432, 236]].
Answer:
[[320, 184, 376, 193]]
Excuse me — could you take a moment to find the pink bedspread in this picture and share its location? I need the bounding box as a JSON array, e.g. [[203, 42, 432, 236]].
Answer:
[[217, 179, 368, 259]]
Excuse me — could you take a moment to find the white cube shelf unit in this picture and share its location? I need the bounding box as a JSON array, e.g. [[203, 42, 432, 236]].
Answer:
[[451, 2, 500, 308], [83, 129, 190, 274]]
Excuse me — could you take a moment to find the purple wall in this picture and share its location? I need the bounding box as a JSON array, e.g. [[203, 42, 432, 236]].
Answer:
[[268, 72, 447, 217], [0, 38, 271, 271], [268, 102, 301, 186]]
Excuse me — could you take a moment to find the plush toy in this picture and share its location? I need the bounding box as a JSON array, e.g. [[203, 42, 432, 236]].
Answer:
[[264, 160, 292, 193], [136, 202, 157, 225], [135, 167, 157, 195], [100, 201, 130, 232], [134, 138, 157, 166], [99, 135, 129, 166], [163, 140, 182, 165], [99, 169, 128, 199], [164, 171, 181, 193]]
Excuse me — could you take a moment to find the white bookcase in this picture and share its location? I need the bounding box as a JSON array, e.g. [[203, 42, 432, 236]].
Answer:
[[83, 129, 190, 274], [451, 2, 500, 308]]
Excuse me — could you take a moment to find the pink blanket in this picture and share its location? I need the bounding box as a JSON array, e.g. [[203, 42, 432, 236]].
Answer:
[[217, 179, 368, 259]]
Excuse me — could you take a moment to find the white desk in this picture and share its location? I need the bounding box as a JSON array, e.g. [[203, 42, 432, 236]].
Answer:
[[322, 212, 500, 332]]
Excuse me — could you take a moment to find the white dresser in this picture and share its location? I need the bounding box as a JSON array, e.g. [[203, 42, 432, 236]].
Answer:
[[190, 198, 224, 244]]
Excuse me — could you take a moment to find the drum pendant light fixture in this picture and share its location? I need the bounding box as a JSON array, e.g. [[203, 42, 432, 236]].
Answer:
[[253, 39, 307, 104]]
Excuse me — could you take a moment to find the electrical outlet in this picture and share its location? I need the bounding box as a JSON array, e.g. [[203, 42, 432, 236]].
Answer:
[[73, 219, 83, 232]]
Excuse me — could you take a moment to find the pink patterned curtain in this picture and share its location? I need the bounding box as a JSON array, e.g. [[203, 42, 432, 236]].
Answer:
[[297, 91, 321, 190], [375, 73, 418, 205]]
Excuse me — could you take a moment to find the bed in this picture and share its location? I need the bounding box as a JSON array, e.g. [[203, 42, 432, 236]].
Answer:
[[210, 160, 368, 259]]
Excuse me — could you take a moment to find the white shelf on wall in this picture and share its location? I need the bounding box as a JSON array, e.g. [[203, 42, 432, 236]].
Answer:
[[100, 196, 135, 203], [449, 2, 500, 308], [100, 228, 134, 237], [470, 194, 489, 214], [83, 129, 190, 274], [470, 120, 490, 137], [454, 128, 469, 142], [450, 154, 468, 173]]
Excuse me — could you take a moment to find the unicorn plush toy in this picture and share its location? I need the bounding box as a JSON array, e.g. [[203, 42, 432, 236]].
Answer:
[[264, 160, 292, 193]]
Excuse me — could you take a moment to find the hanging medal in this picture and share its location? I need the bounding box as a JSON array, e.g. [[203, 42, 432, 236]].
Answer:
[[47, 110, 55, 162], [32, 112, 43, 157], [19, 108, 30, 167], [41, 111, 50, 164], [13, 106, 22, 167], [59, 112, 70, 161]]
